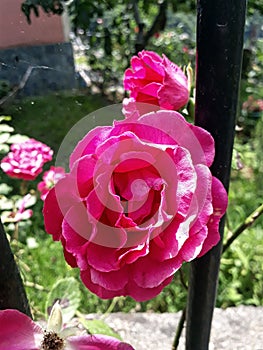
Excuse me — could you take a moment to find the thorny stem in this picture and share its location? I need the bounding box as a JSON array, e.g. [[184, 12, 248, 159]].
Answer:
[[179, 269, 188, 291], [223, 203, 263, 253], [172, 308, 186, 350]]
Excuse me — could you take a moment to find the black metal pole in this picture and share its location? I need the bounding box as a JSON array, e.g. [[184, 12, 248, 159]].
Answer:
[[0, 218, 32, 317], [185, 1, 247, 349]]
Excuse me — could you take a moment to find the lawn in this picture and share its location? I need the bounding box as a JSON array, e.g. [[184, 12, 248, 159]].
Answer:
[[4, 92, 110, 154], [1, 91, 263, 319]]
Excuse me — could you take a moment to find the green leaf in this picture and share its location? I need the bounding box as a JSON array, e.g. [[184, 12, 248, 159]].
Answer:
[[0, 124, 14, 133], [7, 134, 29, 144], [0, 196, 14, 210], [45, 277, 81, 323], [0, 133, 10, 144], [0, 183, 13, 195], [79, 318, 122, 340], [0, 116, 12, 123], [0, 144, 10, 154]]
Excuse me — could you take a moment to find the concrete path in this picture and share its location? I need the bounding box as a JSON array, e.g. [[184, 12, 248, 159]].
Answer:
[[91, 306, 263, 349]]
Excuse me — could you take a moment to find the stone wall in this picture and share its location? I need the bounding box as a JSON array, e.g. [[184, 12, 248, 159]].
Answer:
[[0, 42, 76, 96]]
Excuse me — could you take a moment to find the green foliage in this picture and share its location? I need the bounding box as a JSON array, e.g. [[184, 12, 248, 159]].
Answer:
[[20, 1, 263, 93], [80, 318, 122, 340], [217, 119, 263, 308], [0, 116, 13, 154], [21, 1, 197, 92], [0, 115, 29, 154], [148, 12, 196, 67], [3, 93, 109, 154], [46, 277, 81, 322], [0, 80, 11, 100], [21, 0, 263, 23], [247, 0, 263, 15], [219, 233, 263, 307], [21, 0, 63, 23]]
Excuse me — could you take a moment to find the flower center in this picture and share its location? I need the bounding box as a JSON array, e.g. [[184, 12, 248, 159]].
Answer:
[[41, 331, 65, 350]]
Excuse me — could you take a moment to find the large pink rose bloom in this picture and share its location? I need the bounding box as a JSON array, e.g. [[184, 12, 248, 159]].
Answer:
[[0, 309, 134, 350], [43, 110, 227, 301], [1, 138, 53, 181], [124, 50, 189, 110]]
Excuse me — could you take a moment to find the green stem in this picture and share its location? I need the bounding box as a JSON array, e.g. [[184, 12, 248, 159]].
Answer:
[[172, 308, 186, 350], [20, 180, 28, 195], [223, 203, 263, 253], [103, 297, 120, 317], [13, 222, 19, 241], [179, 269, 188, 291]]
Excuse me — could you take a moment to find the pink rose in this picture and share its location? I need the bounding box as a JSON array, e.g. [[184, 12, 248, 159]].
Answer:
[[38, 166, 65, 200], [0, 308, 134, 349], [1, 138, 53, 181], [43, 110, 227, 302], [124, 50, 189, 110]]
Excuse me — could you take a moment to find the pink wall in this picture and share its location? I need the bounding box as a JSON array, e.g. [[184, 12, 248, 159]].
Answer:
[[0, 0, 66, 49]]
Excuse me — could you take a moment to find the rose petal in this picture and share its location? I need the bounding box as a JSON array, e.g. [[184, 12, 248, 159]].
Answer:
[[80, 269, 173, 302], [132, 255, 182, 288], [68, 334, 135, 350], [158, 55, 189, 110], [180, 226, 209, 261], [70, 126, 112, 169], [71, 155, 97, 198], [139, 50, 164, 77], [43, 175, 78, 241], [139, 110, 215, 166], [198, 176, 228, 257], [90, 266, 129, 291], [0, 309, 43, 350], [113, 110, 214, 167]]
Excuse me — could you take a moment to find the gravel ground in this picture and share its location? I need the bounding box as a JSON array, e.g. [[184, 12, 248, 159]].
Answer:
[[88, 306, 263, 350]]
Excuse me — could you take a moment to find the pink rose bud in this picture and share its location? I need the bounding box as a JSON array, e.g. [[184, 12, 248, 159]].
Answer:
[[124, 50, 189, 111]]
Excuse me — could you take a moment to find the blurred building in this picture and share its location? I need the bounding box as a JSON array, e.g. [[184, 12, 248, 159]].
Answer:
[[0, 0, 76, 96]]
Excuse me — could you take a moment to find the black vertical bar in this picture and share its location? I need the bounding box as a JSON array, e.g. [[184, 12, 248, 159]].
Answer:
[[185, 1, 247, 349], [0, 218, 32, 317]]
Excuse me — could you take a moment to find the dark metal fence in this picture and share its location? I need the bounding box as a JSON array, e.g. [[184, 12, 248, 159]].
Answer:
[[186, 1, 247, 348]]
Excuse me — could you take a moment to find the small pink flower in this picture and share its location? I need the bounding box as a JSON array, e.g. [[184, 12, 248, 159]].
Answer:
[[242, 95, 263, 113], [43, 109, 227, 302], [38, 166, 66, 201], [5, 193, 34, 223], [124, 50, 189, 111], [1, 138, 53, 181], [0, 307, 134, 350]]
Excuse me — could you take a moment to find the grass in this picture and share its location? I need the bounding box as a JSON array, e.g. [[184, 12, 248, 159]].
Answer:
[[1, 91, 263, 317], [218, 121, 263, 308], [3, 92, 110, 154]]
